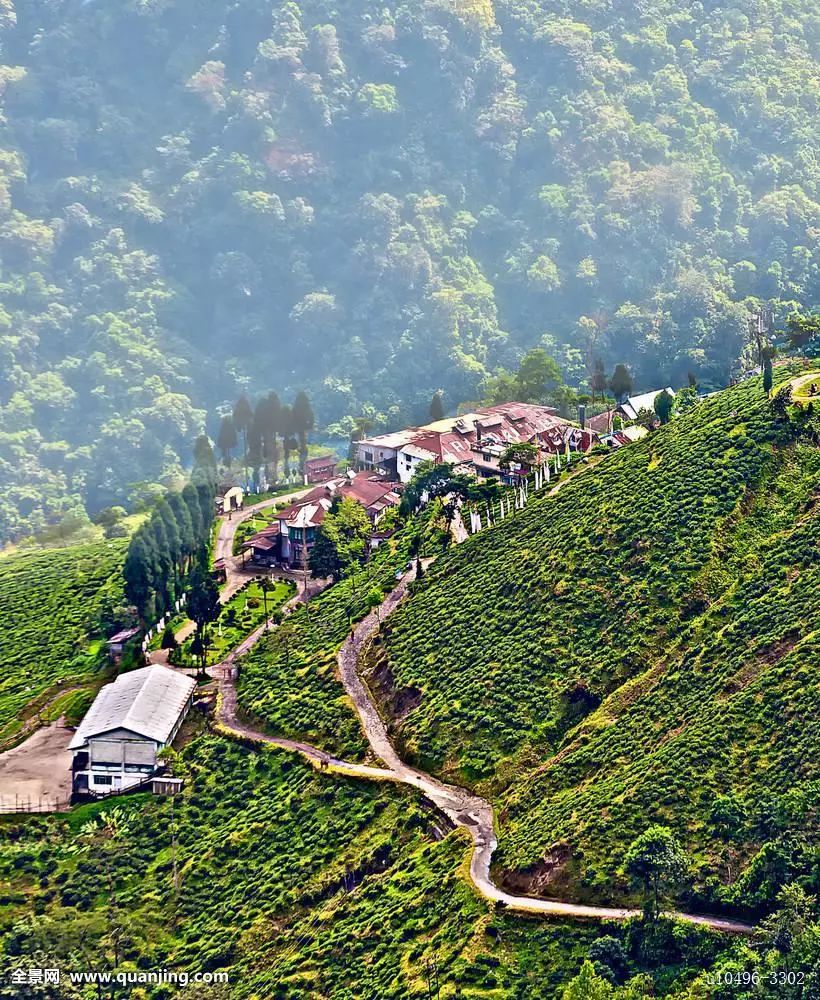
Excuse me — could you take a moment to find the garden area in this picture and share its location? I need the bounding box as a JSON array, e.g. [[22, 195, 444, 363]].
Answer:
[[168, 577, 295, 668], [231, 509, 279, 557]]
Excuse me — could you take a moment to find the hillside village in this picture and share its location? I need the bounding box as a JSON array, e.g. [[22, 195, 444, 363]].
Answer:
[[1, 360, 819, 997], [240, 393, 676, 569]]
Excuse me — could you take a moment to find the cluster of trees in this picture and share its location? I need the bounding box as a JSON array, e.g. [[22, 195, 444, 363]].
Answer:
[[216, 390, 314, 488], [484, 348, 639, 415], [123, 436, 216, 624], [309, 496, 372, 582], [2, 0, 818, 543]]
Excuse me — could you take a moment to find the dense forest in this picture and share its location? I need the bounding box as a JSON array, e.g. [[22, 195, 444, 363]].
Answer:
[[0, 0, 818, 539]]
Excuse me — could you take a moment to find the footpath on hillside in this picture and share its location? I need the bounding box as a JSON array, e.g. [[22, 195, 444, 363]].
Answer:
[[212, 556, 754, 935]]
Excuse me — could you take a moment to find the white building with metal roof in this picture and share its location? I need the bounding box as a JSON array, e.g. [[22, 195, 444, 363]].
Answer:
[[70, 666, 196, 796]]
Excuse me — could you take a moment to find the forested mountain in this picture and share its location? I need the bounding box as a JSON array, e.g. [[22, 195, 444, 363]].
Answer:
[[0, 0, 818, 540]]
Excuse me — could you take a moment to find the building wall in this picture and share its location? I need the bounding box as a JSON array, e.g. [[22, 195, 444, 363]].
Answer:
[[356, 442, 399, 473], [72, 692, 194, 796], [397, 450, 427, 484]]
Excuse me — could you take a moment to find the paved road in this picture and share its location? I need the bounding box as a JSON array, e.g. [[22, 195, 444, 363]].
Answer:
[[213, 561, 754, 935], [214, 487, 312, 600]]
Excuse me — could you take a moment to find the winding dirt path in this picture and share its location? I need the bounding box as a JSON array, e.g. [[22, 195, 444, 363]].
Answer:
[[214, 564, 754, 935]]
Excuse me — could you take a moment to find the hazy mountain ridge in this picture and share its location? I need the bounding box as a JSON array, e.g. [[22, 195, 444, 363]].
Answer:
[[0, 0, 818, 538]]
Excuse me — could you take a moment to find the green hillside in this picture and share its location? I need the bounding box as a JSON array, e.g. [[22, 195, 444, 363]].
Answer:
[[0, 731, 774, 999], [2, 0, 819, 537], [372, 363, 820, 911], [0, 538, 128, 745]]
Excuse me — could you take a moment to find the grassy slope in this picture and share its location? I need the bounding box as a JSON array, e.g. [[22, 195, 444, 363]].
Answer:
[[0, 732, 735, 998], [0, 538, 128, 744], [236, 514, 443, 760], [375, 364, 819, 903]]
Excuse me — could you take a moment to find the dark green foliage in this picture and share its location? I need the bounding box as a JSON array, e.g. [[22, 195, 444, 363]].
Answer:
[[2, 0, 818, 541], [763, 359, 774, 396], [653, 390, 674, 425], [0, 539, 127, 743], [610, 365, 634, 401], [430, 391, 445, 422], [124, 478, 213, 621], [376, 365, 819, 907], [623, 826, 689, 920], [0, 731, 784, 998], [309, 496, 371, 582]]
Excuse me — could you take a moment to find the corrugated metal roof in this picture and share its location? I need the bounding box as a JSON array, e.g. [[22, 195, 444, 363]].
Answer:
[[69, 666, 196, 749], [621, 388, 674, 420]]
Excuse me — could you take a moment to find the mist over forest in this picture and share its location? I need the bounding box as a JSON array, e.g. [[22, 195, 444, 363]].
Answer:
[[0, 0, 818, 539]]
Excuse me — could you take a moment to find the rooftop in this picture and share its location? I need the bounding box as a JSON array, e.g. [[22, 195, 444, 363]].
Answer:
[[69, 666, 196, 749], [621, 388, 675, 420]]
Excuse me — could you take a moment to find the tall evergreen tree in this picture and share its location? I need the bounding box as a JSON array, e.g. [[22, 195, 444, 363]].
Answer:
[[654, 390, 674, 425], [216, 415, 237, 466], [232, 394, 253, 486], [609, 364, 634, 402], [429, 391, 445, 421], [291, 391, 315, 471], [590, 359, 608, 403], [263, 391, 282, 484], [279, 403, 295, 477], [192, 434, 217, 489], [196, 481, 214, 535], [149, 514, 174, 616], [182, 483, 204, 540], [123, 533, 154, 621], [167, 491, 195, 563]]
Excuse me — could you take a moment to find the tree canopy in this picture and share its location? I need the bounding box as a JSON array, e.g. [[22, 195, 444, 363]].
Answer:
[[1, 0, 819, 540]]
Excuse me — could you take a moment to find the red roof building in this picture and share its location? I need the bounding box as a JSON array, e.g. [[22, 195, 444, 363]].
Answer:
[[243, 472, 401, 569], [304, 454, 337, 483]]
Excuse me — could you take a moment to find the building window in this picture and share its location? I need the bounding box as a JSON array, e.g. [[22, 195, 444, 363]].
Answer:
[[94, 775, 113, 786], [364, 451, 373, 463]]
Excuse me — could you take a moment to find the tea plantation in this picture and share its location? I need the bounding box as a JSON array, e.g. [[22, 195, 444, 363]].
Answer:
[[0, 731, 770, 998], [375, 364, 820, 909], [237, 513, 436, 759], [0, 538, 128, 746]]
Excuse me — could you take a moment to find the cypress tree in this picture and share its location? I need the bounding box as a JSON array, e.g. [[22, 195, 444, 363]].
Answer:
[[150, 515, 174, 617], [192, 434, 217, 490], [233, 394, 253, 486], [196, 481, 214, 536], [216, 415, 237, 465], [182, 483, 204, 541], [124, 533, 154, 621], [291, 391, 315, 471], [167, 491, 195, 563]]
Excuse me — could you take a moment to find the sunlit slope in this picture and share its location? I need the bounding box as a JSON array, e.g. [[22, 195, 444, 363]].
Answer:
[[375, 364, 819, 900], [0, 539, 127, 744]]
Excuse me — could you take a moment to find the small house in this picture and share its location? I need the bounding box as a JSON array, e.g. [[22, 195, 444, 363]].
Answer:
[[304, 455, 337, 484], [106, 627, 141, 662], [616, 388, 675, 424], [70, 666, 196, 796], [215, 484, 244, 515]]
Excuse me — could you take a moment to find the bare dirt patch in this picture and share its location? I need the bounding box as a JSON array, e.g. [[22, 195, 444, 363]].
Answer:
[[0, 722, 73, 812]]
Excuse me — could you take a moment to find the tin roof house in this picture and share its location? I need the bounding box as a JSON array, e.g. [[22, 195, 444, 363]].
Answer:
[[70, 666, 196, 797]]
